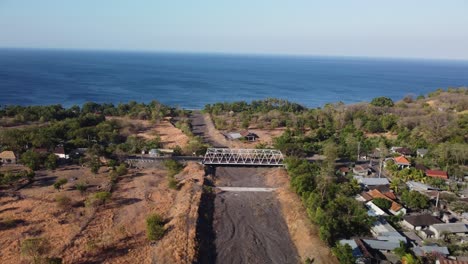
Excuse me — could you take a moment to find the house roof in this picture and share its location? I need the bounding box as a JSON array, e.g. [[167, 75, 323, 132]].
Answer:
[[426, 170, 448, 179], [362, 239, 402, 251], [339, 239, 363, 258], [403, 214, 442, 227], [356, 177, 389, 186], [394, 155, 410, 165], [54, 146, 66, 154], [431, 223, 468, 234], [415, 164, 428, 171], [339, 167, 350, 173], [394, 147, 413, 155], [0, 151, 16, 159], [417, 148, 428, 155], [226, 132, 243, 140], [437, 258, 468, 264], [413, 246, 449, 257]]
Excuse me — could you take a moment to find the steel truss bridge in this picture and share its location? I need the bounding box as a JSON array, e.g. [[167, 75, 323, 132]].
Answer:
[[202, 148, 284, 166]]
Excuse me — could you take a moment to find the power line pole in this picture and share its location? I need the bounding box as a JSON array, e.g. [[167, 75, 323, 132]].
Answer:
[[357, 141, 361, 161]]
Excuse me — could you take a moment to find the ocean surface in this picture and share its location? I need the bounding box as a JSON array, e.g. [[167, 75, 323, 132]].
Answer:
[[1, 49, 468, 109]]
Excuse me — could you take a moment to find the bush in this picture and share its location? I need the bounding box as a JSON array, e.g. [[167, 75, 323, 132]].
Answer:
[[53, 178, 68, 191], [55, 195, 72, 209], [163, 159, 184, 177], [332, 243, 356, 264], [21, 237, 51, 263], [75, 182, 87, 194], [85, 191, 111, 207], [168, 177, 179, 190], [115, 164, 128, 176], [146, 213, 165, 241], [370, 97, 394, 107]]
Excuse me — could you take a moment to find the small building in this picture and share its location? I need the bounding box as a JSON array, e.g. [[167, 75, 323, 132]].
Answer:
[[436, 257, 468, 264], [338, 166, 350, 176], [425, 169, 448, 180], [149, 149, 174, 157], [406, 181, 440, 192], [355, 176, 390, 187], [53, 146, 69, 159], [401, 214, 443, 230], [367, 189, 406, 216], [392, 147, 413, 157], [413, 245, 449, 257], [338, 239, 364, 259], [393, 155, 411, 169], [417, 148, 428, 158], [0, 151, 16, 164], [353, 164, 373, 176], [364, 219, 406, 252], [226, 131, 259, 142], [429, 223, 468, 239]]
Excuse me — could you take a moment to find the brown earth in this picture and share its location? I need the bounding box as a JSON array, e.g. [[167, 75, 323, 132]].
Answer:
[[0, 162, 204, 264], [107, 116, 189, 149]]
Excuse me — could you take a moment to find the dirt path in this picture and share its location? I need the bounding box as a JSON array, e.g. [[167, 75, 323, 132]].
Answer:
[[190, 111, 229, 148], [212, 167, 300, 264]]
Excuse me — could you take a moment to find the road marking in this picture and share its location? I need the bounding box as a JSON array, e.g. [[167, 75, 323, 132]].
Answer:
[[217, 187, 278, 192]]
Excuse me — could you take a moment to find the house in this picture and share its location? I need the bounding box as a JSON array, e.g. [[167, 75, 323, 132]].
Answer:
[[53, 146, 69, 159], [338, 166, 350, 176], [338, 239, 364, 259], [149, 149, 174, 157], [406, 181, 440, 192], [415, 163, 428, 171], [413, 245, 449, 257], [425, 169, 448, 180], [355, 176, 390, 187], [0, 151, 16, 164], [363, 219, 406, 252], [353, 164, 372, 176], [429, 223, 468, 239], [226, 131, 259, 142], [367, 189, 406, 215], [401, 214, 443, 230], [393, 155, 411, 169], [240, 131, 259, 142], [417, 148, 428, 158], [392, 147, 413, 157], [366, 201, 388, 216], [436, 257, 468, 264]]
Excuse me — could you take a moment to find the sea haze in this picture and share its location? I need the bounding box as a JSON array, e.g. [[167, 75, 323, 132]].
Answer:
[[1, 49, 468, 109]]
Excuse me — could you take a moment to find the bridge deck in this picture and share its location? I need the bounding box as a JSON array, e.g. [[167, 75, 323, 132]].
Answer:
[[202, 148, 284, 166]]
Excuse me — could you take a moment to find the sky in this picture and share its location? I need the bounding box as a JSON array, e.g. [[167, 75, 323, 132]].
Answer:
[[1, 0, 468, 60]]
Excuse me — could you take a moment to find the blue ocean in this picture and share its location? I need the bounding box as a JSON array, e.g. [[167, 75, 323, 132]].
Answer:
[[1, 49, 467, 109]]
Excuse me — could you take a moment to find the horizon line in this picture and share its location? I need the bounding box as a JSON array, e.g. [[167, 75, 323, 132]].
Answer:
[[2, 46, 468, 63]]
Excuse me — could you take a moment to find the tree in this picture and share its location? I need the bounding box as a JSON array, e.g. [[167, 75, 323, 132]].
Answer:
[[146, 213, 165, 241], [373, 198, 392, 210], [20, 150, 42, 171], [53, 178, 68, 191], [370, 97, 394, 107], [332, 243, 356, 264], [401, 190, 429, 209], [45, 153, 58, 170], [115, 164, 128, 176]]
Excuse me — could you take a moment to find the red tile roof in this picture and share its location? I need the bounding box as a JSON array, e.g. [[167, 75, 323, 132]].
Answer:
[[394, 155, 410, 165], [425, 170, 448, 179]]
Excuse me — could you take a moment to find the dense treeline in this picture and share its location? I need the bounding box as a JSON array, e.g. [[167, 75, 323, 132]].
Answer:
[[285, 157, 373, 246], [0, 100, 174, 125]]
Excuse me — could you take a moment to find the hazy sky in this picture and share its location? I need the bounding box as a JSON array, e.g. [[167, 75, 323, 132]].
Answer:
[[1, 0, 468, 59]]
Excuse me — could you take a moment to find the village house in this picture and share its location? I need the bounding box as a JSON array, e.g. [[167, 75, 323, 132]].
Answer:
[[354, 176, 390, 188], [0, 150, 16, 164], [363, 218, 407, 252], [417, 148, 428, 158], [406, 181, 440, 192], [392, 155, 411, 169], [366, 189, 406, 216], [429, 223, 468, 239], [425, 169, 449, 180], [391, 147, 413, 157], [353, 164, 373, 176], [413, 245, 449, 258], [53, 146, 69, 159], [401, 214, 443, 230]]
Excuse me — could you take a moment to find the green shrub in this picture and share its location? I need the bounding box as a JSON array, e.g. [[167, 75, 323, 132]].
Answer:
[[372, 198, 392, 210], [53, 178, 68, 191], [146, 213, 165, 241], [21, 237, 51, 263], [55, 195, 72, 209]]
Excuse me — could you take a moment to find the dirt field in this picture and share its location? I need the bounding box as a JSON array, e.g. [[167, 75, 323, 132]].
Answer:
[[107, 116, 189, 149], [211, 167, 299, 264], [0, 162, 204, 263]]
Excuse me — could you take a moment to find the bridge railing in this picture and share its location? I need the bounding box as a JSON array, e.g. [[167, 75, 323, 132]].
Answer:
[[202, 148, 284, 166]]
